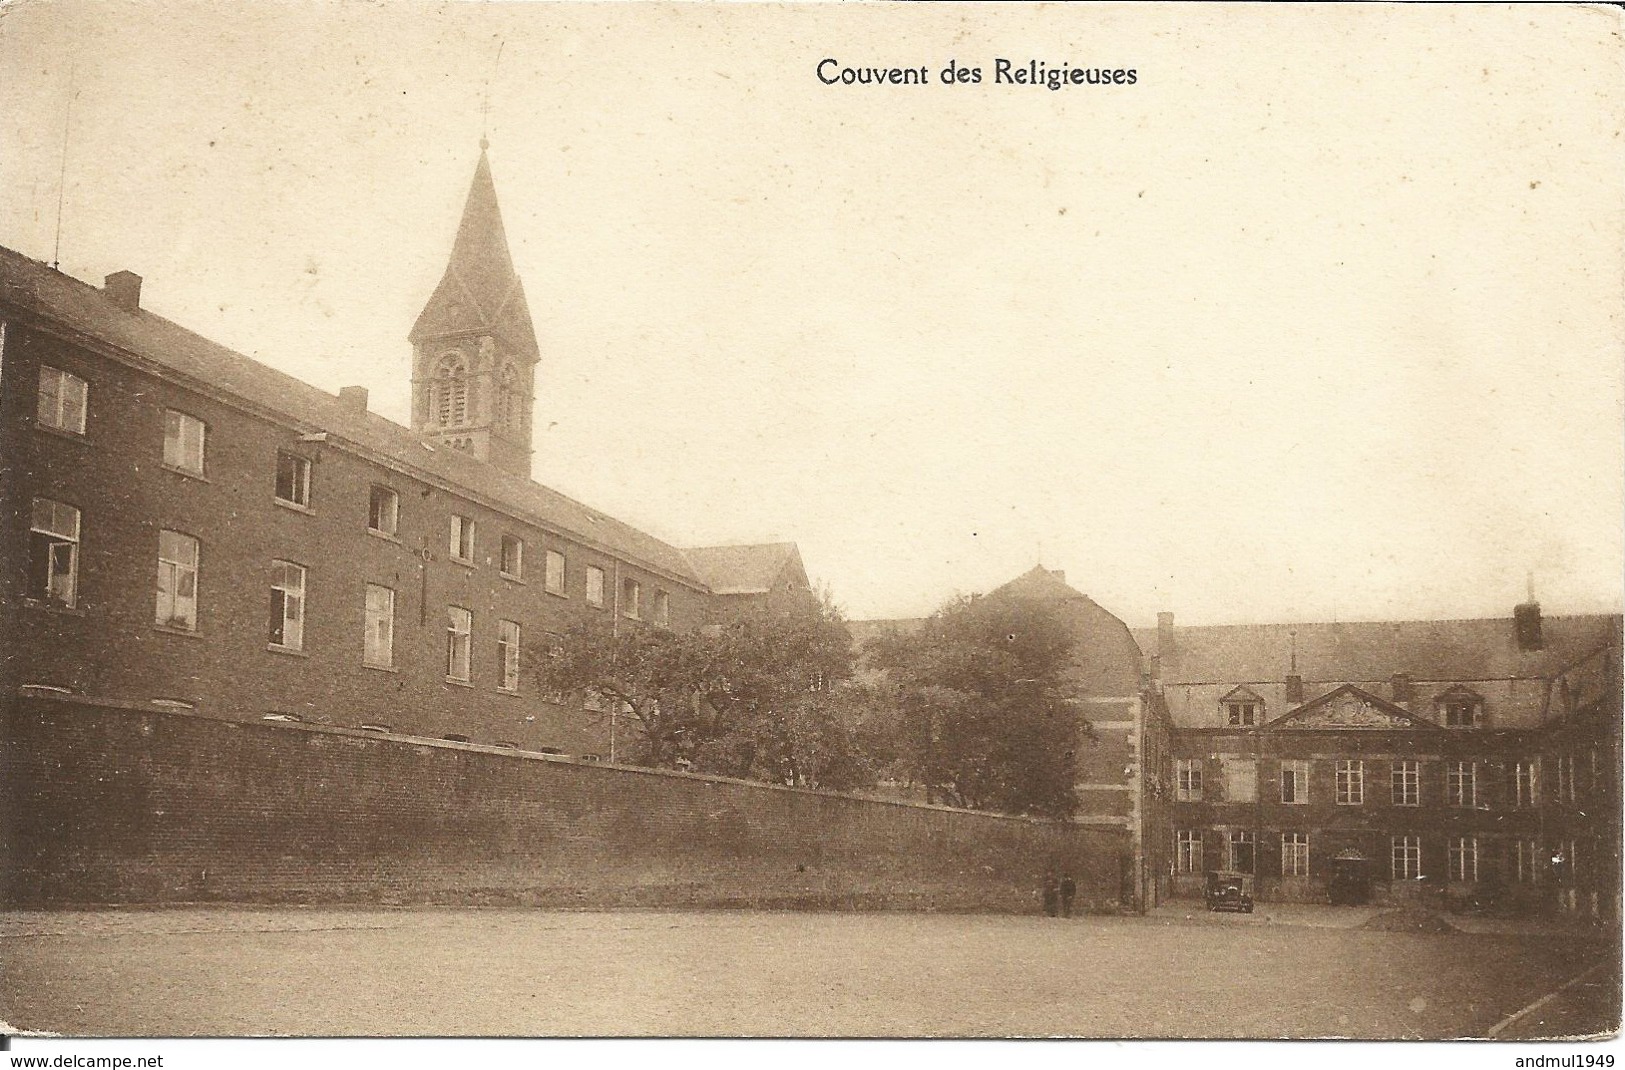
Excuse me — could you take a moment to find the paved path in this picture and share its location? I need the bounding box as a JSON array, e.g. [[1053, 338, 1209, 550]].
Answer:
[[2, 907, 1615, 1038]]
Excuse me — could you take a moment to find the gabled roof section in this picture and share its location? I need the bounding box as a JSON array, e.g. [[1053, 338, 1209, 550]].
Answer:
[[1132, 614, 1622, 683], [0, 244, 699, 587], [1219, 685, 1265, 705], [1265, 683, 1443, 731], [682, 542, 805, 596], [988, 565, 1088, 603], [410, 148, 539, 359]]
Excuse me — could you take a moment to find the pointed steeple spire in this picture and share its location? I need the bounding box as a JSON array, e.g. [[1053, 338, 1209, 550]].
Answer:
[[410, 145, 538, 359], [409, 144, 540, 478]]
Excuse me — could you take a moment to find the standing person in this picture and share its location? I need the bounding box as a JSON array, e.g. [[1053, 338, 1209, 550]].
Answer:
[[1060, 873, 1077, 918], [1042, 869, 1060, 917]]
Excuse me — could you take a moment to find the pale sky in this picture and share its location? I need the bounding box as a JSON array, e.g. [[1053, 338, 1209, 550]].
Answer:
[[2, 1, 1621, 626]]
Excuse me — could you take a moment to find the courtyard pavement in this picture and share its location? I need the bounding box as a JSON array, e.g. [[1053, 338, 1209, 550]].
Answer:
[[1, 906, 1616, 1038]]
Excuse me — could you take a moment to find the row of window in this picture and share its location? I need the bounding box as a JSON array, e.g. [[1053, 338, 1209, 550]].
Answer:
[[1174, 756, 1556, 808], [34, 362, 674, 625], [31, 498, 542, 695], [426, 503, 668, 623], [1173, 830, 1570, 883]]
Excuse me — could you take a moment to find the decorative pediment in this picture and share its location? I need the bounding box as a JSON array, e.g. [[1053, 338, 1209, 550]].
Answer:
[[1220, 685, 1265, 704], [1266, 684, 1441, 731]]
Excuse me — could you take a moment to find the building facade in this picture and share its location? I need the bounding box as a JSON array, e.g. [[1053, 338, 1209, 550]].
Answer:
[[0, 147, 806, 757], [1136, 605, 1622, 918]]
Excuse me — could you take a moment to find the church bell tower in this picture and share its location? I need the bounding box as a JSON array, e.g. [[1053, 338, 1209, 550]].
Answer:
[[410, 142, 539, 478]]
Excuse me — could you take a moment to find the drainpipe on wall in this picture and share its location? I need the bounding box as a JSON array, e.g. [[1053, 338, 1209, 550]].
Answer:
[[610, 559, 621, 763]]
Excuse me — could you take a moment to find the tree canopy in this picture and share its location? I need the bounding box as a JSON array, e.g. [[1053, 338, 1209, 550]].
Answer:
[[865, 594, 1087, 818], [527, 591, 877, 791]]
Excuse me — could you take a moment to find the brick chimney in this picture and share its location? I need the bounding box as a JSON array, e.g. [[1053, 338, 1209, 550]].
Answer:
[[1390, 671, 1413, 706], [1514, 601, 1544, 651], [1157, 612, 1175, 660], [1285, 674, 1304, 704], [104, 270, 142, 312], [338, 386, 369, 413]]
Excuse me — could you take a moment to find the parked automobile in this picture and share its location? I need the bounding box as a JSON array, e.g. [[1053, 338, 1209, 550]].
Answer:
[[1205, 871, 1254, 914]]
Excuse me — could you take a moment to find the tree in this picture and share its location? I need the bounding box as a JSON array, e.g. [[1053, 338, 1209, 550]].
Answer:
[[527, 615, 714, 767], [865, 594, 1087, 818], [526, 588, 868, 789]]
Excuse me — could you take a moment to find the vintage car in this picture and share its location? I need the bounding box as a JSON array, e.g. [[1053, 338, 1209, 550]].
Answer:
[[1204, 871, 1255, 913]]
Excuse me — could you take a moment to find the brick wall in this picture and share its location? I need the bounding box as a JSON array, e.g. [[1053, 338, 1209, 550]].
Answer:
[[2, 693, 1130, 912], [1, 318, 708, 755]]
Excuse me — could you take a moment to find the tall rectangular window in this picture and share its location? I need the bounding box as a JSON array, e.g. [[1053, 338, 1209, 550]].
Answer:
[[500, 535, 523, 579], [1222, 758, 1256, 802], [653, 590, 671, 627], [29, 498, 80, 607], [163, 410, 206, 474], [1391, 836, 1421, 880], [497, 620, 520, 692], [274, 451, 311, 507], [586, 566, 605, 607], [1336, 760, 1364, 805], [545, 549, 566, 595], [622, 577, 641, 619], [446, 606, 472, 682], [1280, 760, 1309, 804], [1446, 761, 1477, 808], [38, 366, 88, 434], [269, 560, 306, 650], [450, 515, 474, 563], [1226, 830, 1255, 875], [1515, 840, 1539, 884], [155, 530, 199, 631], [1447, 837, 1478, 882], [368, 486, 399, 537], [1281, 832, 1309, 878], [1392, 760, 1420, 806], [1175, 759, 1202, 802], [364, 584, 394, 668], [1175, 830, 1202, 875]]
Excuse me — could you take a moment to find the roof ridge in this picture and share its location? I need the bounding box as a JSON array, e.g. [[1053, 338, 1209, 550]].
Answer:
[[0, 244, 703, 587], [1140, 613, 1622, 631]]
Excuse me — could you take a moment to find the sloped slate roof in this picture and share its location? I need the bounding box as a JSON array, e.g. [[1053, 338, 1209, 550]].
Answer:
[[1132, 614, 1621, 684], [849, 566, 1144, 696], [682, 542, 803, 595], [0, 244, 702, 586], [988, 565, 1090, 603]]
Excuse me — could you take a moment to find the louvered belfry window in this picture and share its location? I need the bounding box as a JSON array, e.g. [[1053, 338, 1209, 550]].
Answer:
[[434, 352, 469, 427]]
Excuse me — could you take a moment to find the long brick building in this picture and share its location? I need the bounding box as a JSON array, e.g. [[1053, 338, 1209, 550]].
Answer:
[[0, 146, 808, 757]]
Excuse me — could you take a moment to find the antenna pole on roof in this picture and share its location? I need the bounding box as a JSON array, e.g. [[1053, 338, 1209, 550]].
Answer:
[[480, 38, 505, 151], [52, 57, 78, 271]]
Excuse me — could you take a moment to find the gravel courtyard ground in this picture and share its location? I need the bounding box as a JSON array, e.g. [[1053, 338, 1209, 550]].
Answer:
[[1, 906, 1615, 1038]]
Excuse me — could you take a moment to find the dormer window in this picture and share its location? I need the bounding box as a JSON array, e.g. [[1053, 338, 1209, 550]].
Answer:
[[1435, 686, 1484, 728], [433, 352, 469, 427], [1219, 686, 1265, 727]]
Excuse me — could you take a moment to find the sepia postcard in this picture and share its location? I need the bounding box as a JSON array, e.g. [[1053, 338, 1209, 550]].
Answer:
[[0, 1, 1620, 1064]]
